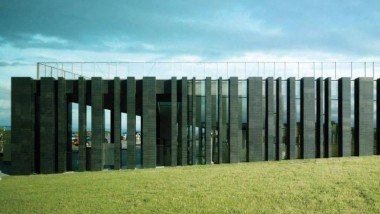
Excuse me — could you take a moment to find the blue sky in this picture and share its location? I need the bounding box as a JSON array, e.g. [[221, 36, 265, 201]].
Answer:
[[0, 0, 380, 126]]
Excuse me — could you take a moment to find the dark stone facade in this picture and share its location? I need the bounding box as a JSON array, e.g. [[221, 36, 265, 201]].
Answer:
[[338, 78, 351, 157], [286, 77, 296, 160], [301, 77, 316, 159], [10, 77, 379, 175], [354, 78, 374, 156]]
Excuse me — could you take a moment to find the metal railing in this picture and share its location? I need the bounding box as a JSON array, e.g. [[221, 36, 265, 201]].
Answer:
[[37, 61, 380, 80]]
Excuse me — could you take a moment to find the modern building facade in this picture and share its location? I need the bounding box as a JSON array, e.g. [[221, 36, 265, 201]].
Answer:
[[11, 76, 380, 175]]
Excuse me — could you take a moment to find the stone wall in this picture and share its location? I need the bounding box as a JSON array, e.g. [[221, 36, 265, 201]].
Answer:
[[10, 77, 379, 175]]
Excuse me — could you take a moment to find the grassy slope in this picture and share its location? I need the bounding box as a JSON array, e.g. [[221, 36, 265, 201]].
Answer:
[[1, 156, 380, 213]]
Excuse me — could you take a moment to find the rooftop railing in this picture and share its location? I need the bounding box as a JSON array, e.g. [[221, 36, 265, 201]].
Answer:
[[37, 61, 380, 80]]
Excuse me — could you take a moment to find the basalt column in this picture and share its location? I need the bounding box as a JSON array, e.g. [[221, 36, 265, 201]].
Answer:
[[324, 78, 332, 157], [113, 77, 121, 169], [248, 77, 263, 162], [276, 78, 283, 160], [40, 77, 56, 174], [377, 78, 380, 155], [11, 77, 35, 175], [142, 77, 156, 168], [127, 77, 136, 169], [67, 102, 72, 171], [301, 77, 316, 159], [191, 78, 196, 165], [78, 77, 86, 171], [217, 78, 224, 163], [316, 78, 324, 158], [196, 87, 202, 164], [287, 77, 296, 159], [179, 77, 188, 165], [354, 78, 374, 156], [338, 78, 351, 157], [211, 81, 218, 162], [57, 78, 67, 173], [229, 77, 239, 163], [170, 77, 177, 166], [266, 77, 275, 160], [91, 77, 105, 171], [205, 77, 212, 164]]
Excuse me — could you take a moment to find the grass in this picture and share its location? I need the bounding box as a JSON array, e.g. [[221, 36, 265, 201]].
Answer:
[[1, 156, 380, 213]]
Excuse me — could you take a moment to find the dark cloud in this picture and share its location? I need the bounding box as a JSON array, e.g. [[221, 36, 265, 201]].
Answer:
[[0, 61, 26, 67], [0, 0, 379, 59]]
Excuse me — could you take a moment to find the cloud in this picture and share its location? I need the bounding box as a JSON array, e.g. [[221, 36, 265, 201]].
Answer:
[[0, 90, 10, 125], [102, 39, 157, 52], [1, 0, 380, 60], [0, 61, 25, 67], [0, 99, 10, 109], [0, 110, 10, 125], [28, 34, 68, 45]]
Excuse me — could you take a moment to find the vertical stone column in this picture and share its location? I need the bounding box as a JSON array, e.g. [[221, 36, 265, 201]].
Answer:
[[247, 77, 263, 162], [91, 77, 104, 171], [191, 78, 196, 165], [127, 77, 136, 169], [188, 80, 193, 164], [229, 77, 239, 163], [287, 77, 296, 159], [40, 77, 56, 174], [237, 82, 243, 163], [247, 77, 254, 162], [301, 77, 316, 159], [205, 77, 212, 164], [171, 77, 177, 166], [354, 78, 374, 156], [57, 78, 67, 173], [324, 78, 332, 157], [196, 92, 202, 164], [113, 77, 121, 169], [179, 77, 188, 165], [11, 77, 35, 175], [211, 82, 217, 162], [266, 77, 275, 160], [78, 77, 86, 171], [316, 78, 324, 158], [276, 78, 283, 160], [222, 94, 228, 162], [218, 78, 224, 163], [142, 77, 156, 168], [377, 78, 380, 155], [338, 77, 351, 157], [67, 102, 72, 171]]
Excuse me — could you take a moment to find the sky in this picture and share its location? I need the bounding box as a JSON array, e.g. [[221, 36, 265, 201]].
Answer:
[[1, 0, 380, 126]]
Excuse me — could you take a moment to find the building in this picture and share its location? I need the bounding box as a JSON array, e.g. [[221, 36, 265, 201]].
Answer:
[[10, 76, 380, 175]]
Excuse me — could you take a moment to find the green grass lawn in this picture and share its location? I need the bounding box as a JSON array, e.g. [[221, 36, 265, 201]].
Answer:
[[1, 156, 380, 213]]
